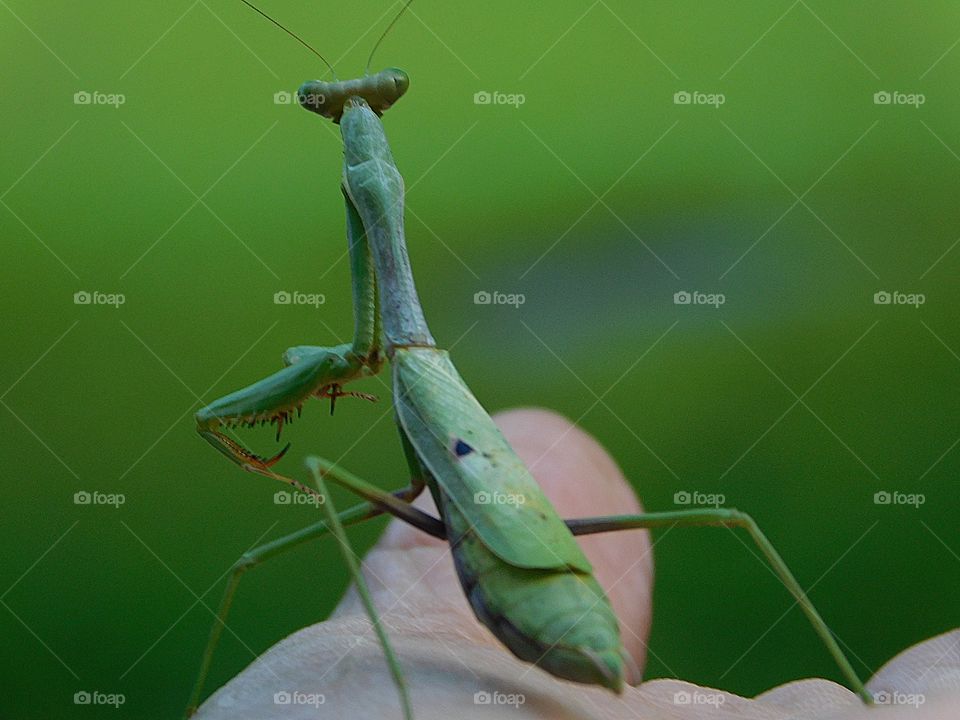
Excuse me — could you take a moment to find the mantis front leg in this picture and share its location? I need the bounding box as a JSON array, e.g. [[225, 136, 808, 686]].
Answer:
[[195, 189, 384, 472], [188, 187, 395, 714]]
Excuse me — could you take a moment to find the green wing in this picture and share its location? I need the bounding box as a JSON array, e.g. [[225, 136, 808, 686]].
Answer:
[[393, 347, 592, 573]]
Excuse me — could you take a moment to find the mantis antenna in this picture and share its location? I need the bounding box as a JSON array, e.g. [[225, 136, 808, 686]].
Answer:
[[365, 0, 415, 76], [238, 0, 339, 80]]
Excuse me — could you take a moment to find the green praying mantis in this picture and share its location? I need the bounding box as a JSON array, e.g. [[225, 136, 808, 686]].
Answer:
[[187, 2, 873, 717]]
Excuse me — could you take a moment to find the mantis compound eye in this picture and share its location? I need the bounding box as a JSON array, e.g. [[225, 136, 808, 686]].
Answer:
[[379, 67, 409, 103]]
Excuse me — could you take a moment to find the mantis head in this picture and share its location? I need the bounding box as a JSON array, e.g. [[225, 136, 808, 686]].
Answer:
[[238, 0, 412, 123], [298, 68, 409, 122]]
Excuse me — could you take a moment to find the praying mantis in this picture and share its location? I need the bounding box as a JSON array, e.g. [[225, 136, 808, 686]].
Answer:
[[186, 2, 873, 717]]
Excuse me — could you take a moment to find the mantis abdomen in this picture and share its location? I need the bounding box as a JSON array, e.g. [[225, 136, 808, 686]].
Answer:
[[441, 485, 627, 690], [391, 343, 629, 691]]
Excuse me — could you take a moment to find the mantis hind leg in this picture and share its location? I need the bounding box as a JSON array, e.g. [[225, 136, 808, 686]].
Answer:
[[186, 459, 446, 717], [185, 500, 381, 718], [306, 457, 444, 538], [307, 461, 419, 720], [186, 465, 439, 717], [562, 509, 872, 704]]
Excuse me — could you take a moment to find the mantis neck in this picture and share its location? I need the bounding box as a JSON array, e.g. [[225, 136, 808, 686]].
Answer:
[[341, 100, 435, 351]]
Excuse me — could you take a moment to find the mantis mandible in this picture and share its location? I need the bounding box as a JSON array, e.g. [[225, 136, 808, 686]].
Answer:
[[187, 2, 873, 717]]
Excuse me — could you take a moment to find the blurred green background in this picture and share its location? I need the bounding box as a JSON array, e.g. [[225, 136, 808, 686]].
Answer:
[[2, 1, 959, 717]]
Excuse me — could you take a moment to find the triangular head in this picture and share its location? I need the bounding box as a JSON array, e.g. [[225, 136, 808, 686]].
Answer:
[[298, 68, 409, 123]]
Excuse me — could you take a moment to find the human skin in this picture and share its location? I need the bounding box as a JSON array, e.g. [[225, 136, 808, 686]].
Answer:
[[196, 409, 959, 720]]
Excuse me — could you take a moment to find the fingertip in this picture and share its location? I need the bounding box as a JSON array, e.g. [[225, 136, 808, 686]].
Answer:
[[357, 407, 653, 673], [492, 408, 641, 517]]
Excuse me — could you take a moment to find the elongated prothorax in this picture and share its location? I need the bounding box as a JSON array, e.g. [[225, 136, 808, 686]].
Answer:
[[339, 97, 435, 350]]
